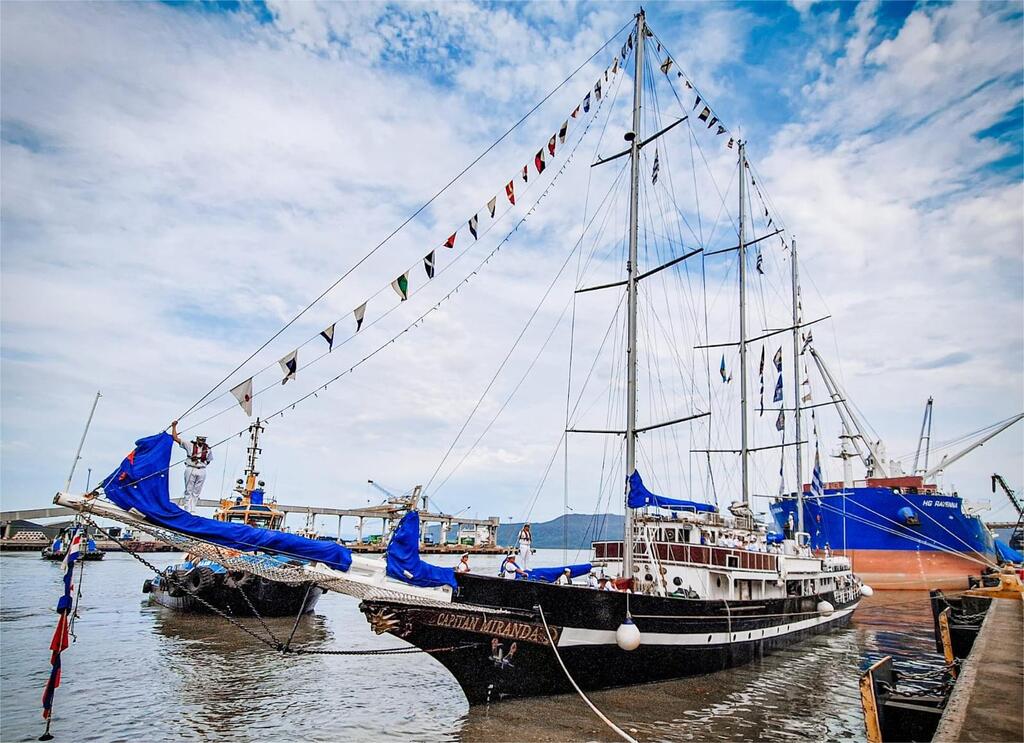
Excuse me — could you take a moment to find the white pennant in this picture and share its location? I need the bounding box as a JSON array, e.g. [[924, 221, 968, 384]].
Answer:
[[230, 377, 254, 417], [279, 350, 298, 385]]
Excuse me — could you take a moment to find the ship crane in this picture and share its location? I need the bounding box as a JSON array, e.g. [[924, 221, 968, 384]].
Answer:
[[921, 413, 1024, 480], [991, 474, 1023, 552]]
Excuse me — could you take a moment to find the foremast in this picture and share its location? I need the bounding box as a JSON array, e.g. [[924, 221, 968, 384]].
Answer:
[[623, 9, 646, 584], [243, 418, 264, 497]]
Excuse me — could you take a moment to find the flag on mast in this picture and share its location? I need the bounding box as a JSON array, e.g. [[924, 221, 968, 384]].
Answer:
[[423, 250, 435, 279], [353, 302, 367, 332]]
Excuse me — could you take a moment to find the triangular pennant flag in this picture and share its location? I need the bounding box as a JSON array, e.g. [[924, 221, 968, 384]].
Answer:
[[727, 138, 735, 149], [651, 149, 660, 185], [621, 42, 628, 59], [698, 106, 711, 122], [571, 104, 580, 119], [487, 196, 497, 218], [612, 57, 618, 74], [773, 374, 784, 403], [775, 409, 785, 432], [707, 116, 718, 129], [583, 92, 591, 113], [685, 80, 693, 89], [444, 233, 456, 249], [627, 32, 633, 49], [230, 377, 254, 416], [279, 350, 298, 385], [353, 302, 367, 332], [773, 346, 783, 372], [469, 214, 478, 240], [756, 251, 764, 274], [535, 149, 546, 173], [391, 272, 409, 301], [522, 164, 529, 183], [659, 57, 673, 74], [547, 134, 556, 157], [693, 95, 701, 110], [720, 355, 728, 383], [717, 125, 727, 135], [656, 41, 661, 52], [423, 250, 435, 279], [558, 120, 568, 144], [320, 322, 336, 351], [594, 80, 602, 101], [505, 180, 515, 205], [604, 68, 609, 82]]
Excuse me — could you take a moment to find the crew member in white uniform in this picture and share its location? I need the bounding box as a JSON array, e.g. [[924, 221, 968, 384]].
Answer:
[[517, 523, 533, 569], [170, 420, 212, 512]]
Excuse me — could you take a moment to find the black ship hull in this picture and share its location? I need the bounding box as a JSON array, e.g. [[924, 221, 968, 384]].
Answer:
[[145, 567, 322, 617], [360, 574, 858, 704]]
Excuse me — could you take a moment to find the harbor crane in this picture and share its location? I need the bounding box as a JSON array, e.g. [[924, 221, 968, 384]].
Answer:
[[992, 474, 1023, 551]]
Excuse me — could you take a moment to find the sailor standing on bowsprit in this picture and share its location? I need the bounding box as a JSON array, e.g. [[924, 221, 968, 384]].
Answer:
[[170, 420, 212, 512]]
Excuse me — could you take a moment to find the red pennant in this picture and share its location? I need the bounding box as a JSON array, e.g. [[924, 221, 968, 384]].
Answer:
[[444, 233, 456, 249], [505, 180, 515, 206]]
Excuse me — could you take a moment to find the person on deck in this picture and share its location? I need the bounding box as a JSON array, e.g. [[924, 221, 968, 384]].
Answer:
[[502, 554, 527, 580], [456, 553, 471, 573], [517, 523, 533, 569], [170, 420, 212, 512], [587, 572, 599, 589], [555, 568, 573, 586]]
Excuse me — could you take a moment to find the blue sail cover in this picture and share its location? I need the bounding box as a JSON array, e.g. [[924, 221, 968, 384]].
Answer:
[[627, 470, 717, 513], [995, 538, 1023, 564], [524, 564, 592, 583], [385, 511, 457, 588], [101, 432, 352, 572]]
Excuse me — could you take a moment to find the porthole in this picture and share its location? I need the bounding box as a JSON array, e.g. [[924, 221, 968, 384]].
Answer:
[[645, 573, 654, 582], [673, 577, 682, 586]]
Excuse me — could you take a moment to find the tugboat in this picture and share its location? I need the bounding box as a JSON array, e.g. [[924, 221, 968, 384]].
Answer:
[[143, 420, 322, 616], [42, 527, 105, 561]]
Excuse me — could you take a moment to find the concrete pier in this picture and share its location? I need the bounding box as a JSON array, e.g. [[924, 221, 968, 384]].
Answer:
[[932, 596, 1023, 742]]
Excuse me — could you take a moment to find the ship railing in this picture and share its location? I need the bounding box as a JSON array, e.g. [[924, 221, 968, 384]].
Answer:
[[592, 540, 780, 573]]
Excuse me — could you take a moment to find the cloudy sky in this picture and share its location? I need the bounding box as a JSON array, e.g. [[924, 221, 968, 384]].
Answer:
[[2, 1, 1021, 534]]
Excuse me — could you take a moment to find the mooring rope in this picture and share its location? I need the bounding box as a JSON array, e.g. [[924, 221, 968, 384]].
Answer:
[[536, 604, 638, 743]]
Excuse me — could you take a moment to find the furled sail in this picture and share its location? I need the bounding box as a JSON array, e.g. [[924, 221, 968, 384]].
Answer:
[[385, 510, 457, 588], [523, 564, 592, 583], [627, 470, 718, 513], [100, 432, 353, 571]]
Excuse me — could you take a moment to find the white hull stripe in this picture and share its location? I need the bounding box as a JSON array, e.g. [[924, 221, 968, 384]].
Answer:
[[557, 605, 857, 647]]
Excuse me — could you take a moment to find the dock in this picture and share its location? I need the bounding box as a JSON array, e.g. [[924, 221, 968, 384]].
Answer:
[[932, 595, 1023, 742]]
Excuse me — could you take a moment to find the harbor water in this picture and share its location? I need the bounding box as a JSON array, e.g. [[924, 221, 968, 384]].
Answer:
[[0, 549, 947, 742]]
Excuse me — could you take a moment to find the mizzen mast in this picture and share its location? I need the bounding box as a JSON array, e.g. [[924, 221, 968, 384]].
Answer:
[[738, 142, 750, 506], [623, 9, 646, 582]]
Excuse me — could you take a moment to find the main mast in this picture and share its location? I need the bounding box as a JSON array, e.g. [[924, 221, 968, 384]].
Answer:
[[623, 9, 645, 582], [738, 142, 750, 506], [791, 238, 803, 534]]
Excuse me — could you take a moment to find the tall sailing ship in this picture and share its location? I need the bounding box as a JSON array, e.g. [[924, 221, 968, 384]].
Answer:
[[57, 9, 880, 706]]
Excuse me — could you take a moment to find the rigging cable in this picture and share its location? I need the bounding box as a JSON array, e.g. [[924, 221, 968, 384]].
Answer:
[[176, 19, 635, 422]]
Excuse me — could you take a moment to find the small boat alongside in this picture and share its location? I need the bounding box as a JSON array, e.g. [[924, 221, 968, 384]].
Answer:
[[42, 529, 105, 561], [144, 420, 322, 617]]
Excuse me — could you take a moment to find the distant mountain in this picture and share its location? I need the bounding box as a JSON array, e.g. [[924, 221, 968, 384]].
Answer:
[[497, 513, 624, 550]]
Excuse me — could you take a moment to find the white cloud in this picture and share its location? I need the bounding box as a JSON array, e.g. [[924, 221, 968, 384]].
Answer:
[[1, 1, 1021, 531]]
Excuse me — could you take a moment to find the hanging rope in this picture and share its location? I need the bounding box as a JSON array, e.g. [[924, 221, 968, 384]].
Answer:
[[536, 604, 638, 743]]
